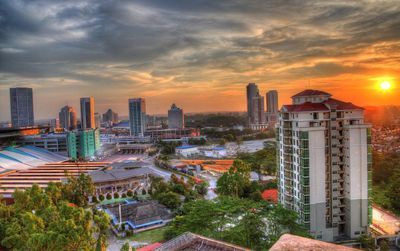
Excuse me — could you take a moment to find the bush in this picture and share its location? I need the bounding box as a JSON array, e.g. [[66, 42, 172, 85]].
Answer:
[[122, 193, 127, 198], [127, 190, 133, 197], [99, 194, 105, 201], [114, 192, 120, 199], [106, 193, 112, 200], [134, 190, 138, 196], [92, 196, 98, 203], [141, 189, 147, 195]]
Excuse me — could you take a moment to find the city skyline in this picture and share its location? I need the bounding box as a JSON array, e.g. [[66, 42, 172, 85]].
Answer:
[[1, 0, 400, 120]]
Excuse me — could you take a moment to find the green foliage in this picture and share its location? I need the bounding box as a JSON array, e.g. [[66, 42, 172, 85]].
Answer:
[[114, 192, 120, 199], [358, 234, 375, 251], [237, 146, 276, 175], [157, 192, 181, 210], [0, 180, 110, 251], [120, 242, 130, 251], [106, 193, 112, 200], [141, 189, 147, 195], [158, 141, 180, 155], [186, 114, 246, 128], [195, 181, 208, 196], [371, 151, 400, 214], [99, 194, 105, 201], [122, 193, 127, 198], [216, 160, 251, 197], [164, 196, 308, 250], [188, 138, 207, 145], [127, 190, 133, 197], [61, 173, 95, 207]]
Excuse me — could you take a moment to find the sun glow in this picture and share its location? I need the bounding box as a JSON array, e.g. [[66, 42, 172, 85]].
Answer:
[[380, 81, 392, 91]]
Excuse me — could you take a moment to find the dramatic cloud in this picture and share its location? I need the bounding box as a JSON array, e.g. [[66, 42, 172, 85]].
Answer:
[[1, 0, 400, 120]]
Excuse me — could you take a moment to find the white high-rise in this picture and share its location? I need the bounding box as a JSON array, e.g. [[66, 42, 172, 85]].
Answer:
[[277, 89, 372, 242]]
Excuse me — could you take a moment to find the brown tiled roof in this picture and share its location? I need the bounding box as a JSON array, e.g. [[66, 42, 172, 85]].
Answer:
[[291, 89, 332, 98], [323, 98, 364, 110], [269, 234, 360, 251], [283, 102, 330, 112]]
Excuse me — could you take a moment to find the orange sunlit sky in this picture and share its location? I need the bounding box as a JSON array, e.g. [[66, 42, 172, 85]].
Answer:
[[1, 0, 400, 120]]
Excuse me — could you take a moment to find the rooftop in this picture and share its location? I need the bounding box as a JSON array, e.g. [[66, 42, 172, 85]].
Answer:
[[89, 166, 155, 183], [282, 98, 364, 112], [269, 234, 360, 251], [291, 89, 332, 98], [176, 145, 198, 150], [155, 232, 250, 251]]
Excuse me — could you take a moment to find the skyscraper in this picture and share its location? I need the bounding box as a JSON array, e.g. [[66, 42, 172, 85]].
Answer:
[[266, 90, 279, 124], [246, 83, 267, 130], [102, 109, 119, 125], [9, 87, 34, 128], [251, 96, 266, 125], [80, 97, 95, 129], [277, 89, 371, 242], [59, 105, 77, 131], [129, 98, 146, 136], [94, 112, 101, 128], [246, 83, 259, 124], [168, 103, 184, 129]]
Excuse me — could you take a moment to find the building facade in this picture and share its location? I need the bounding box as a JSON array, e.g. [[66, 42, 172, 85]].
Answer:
[[59, 105, 77, 131], [168, 103, 184, 129], [102, 109, 119, 125], [94, 112, 101, 128], [10, 87, 34, 128], [246, 83, 267, 130], [266, 90, 279, 124], [80, 97, 95, 129], [277, 89, 371, 242], [129, 98, 146, 136]]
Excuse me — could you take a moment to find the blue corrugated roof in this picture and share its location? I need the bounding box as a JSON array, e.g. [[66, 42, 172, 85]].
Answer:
[[5, 147, 39, 159], [176, 145, 197, 149], [0, 153, 22, 163]]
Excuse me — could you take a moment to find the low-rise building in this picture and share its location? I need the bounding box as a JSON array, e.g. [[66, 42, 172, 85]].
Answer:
[[175, 145, 198, 157], [200, 146, 227, 158]]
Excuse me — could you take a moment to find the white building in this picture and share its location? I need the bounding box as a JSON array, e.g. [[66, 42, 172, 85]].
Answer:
[[200, 147, 227, 158], [277, 89, 372, 242], [175, 145, 198, 157]]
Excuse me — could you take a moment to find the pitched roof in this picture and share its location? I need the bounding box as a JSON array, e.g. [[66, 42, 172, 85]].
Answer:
[[262, 189, 278, 203], [323, 98, 364, 110], [155, 232, 250, 251], [270, 234, 360, 251], [283, 102, 330, 112], [291, 89, 332, 98]]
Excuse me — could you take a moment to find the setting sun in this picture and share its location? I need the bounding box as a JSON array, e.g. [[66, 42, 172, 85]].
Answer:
[[380, 81, 392, 91]]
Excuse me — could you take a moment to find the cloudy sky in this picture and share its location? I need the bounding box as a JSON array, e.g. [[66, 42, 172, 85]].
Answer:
[[1, 0, 400, 120]]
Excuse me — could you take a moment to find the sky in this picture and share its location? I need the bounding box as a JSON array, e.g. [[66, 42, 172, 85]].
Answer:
[[1, 0, 400, 120]]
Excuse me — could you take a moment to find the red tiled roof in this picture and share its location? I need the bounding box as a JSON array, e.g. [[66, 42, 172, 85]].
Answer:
[[323, 98, 364, 110], [137, 243, 162, 251], [291, 89, 331, 98], [262, 189, 278, 203], [283, 102, 329, 112]]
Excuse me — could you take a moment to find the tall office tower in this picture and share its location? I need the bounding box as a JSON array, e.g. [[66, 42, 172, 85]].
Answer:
[[277, 89, 371, 242], [251, 96, 266, 125], [94, 112, 101, 128], [129, 98, 146, 136], [266, 90, 279, 124], [102, 109, 119, 125], [80, 97, 95, 129], [59, 105, 77, 131], [168, 103, 184, 129], [9, 87, 34, 128], [246, 83, 259, 125]]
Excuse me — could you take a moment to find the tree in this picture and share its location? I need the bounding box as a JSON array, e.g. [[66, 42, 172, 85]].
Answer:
[[127, 190, 133, 197], [62, 173, 95, 207], [216, 160, 251, 197], [114, 192, 120, 199], [195, 182, 208, 196], [99, 194, 105, 201], [0, 184, 110, 251], [164, 196, 307, 250], [386, 171, 400, 211], [121, 242, 131, 251], [157, 192, 181, 210], [106, 193, 112, 200]]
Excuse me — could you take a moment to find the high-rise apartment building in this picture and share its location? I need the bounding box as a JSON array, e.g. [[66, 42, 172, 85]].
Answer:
[[9, 87, 34, 128], [80, 97, 95, 129], [266, 90, 279, 124], [59, 105, 77, 131], [277, 89, 371, 242], [129, 98, 146, 136], [246, 83, 267, 130], [102, 109, 119, 125], [94, 112, 101, 128], [168, 103, 184, 129]]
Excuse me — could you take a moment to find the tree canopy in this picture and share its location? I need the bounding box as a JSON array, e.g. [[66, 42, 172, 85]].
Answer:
[[164, 196, 309, 250], [0, 176, 109, 251]]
